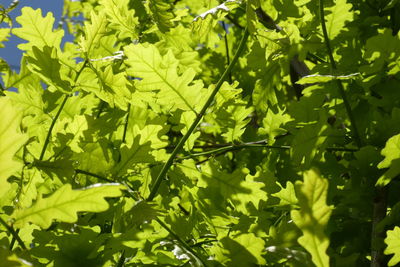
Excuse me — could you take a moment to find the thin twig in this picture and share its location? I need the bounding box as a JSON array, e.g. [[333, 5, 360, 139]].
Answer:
[[39, 60, 88, 161], [155, 218, 207, 266], [222, 21, 232, 84], [146, 28, 250, 201], [39, 95, 69, 161], [75, 169, 114, 183], [122, 104, 131, 144], [226, 15, 244, 30], [319, 0, 362, 148], [0, 217, 26, 250]]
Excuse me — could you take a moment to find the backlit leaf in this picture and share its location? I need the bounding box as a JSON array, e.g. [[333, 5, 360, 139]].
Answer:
[[13, 7, 64, 51], [325, 0, 353, 39], [12, 183, 124, 229], [79, 11, 108, 58], [124, 43, 203, 113], [0, 97, 28, 197], [385, 226, 400, 266], [100, 0, 139, 40], [291, 169, 332, 267], [376, 134, 400, 186]]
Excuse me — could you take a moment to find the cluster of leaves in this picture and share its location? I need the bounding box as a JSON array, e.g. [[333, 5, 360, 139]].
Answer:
[[0, 0, 399, 266]]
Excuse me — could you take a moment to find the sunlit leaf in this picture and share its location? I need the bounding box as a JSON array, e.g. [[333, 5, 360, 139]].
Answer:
[[124, 43, 203, 113], [100, 0, 139, 40], [376, 134, 400, 186], [79, 11, 108, 58], [325, 0, 353, 39], [291, 169, 332, 267], [12, 183, 124, 229], [385, 226, 400, 266], [13, 7, 64, 51], [0, 97, 28, 198]]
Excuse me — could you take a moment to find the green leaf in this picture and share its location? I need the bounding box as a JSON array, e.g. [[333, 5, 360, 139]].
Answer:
[[296, 73, 360, 85], [124, 43, 203, 113], [100, 0, 139, 40], [77, 64, 131, 110], [13, 7, 64, 51], [0, 97, 28, 198], [0, 247, 32, 267], [12, 183, 124, 229], [26, 46, 72, 93], [385, 226, 400, 266], [272, 181, 298, 206], [192, 0, 240, 47], [148, 0, 175, 33], [291, 124, 328, 167], [362, 29, 400, 75], [210, 233, 266, 265], [260, 107, 291, 144], [221, 102, 254, 142], [325, 0, 353, 40], [376, 133, 400, 186], [291, 169, 332, 267], [112, 136, 154, 177], [197, 164, 267, 213], [79, 11, 108, 58]]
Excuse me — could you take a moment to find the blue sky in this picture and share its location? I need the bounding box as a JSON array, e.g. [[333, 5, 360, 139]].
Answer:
[[1, 0, 65, 69]]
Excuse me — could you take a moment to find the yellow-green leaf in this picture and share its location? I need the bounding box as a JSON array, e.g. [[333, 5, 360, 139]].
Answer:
[[79, 11, 108, 58], [325, 0, 353, 39], [0, 97, 28, 198], [291, 169, 332, 267], [100, 0, 139, 40], [12, 183, 124, 229], [13, 7, 64, 51], [385, 226, 400, 266], [124, 43, 203, 113], [376, 133, 400, 186]]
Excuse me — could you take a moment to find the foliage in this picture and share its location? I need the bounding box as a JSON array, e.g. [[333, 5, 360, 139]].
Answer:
[[0, 0, 399, 266]]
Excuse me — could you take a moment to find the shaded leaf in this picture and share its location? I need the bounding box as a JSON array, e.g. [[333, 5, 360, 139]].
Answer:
[[26, 46, 72, 93], [148, 0, 175, 33]]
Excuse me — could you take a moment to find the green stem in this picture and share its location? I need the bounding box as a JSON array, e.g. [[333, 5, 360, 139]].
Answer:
[[0, 217, 26, 250], [39, 60, 88, 161], [155, 218, 207, 266], [222, 21, 232, 84], [122, 104, 131, 143], [319, 0, 362, 148], [75, 169, 114, 183], [177, 143, 290, 161], [39, 94, 69, 161], [146, 27, 250, 201]]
